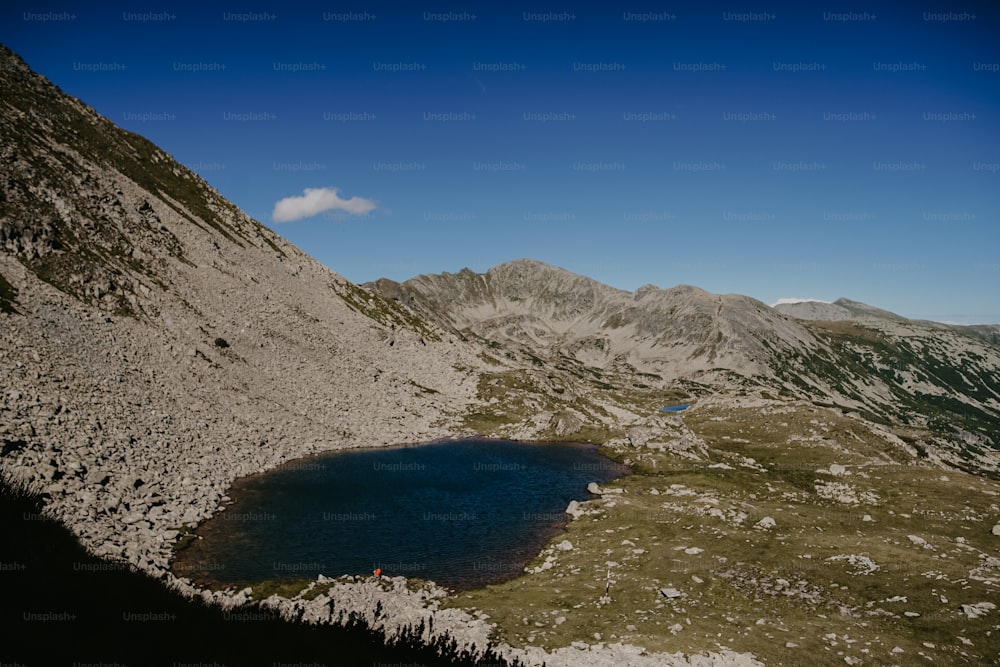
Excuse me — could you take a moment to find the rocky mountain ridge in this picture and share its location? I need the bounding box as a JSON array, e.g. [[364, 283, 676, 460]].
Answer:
[[773, 297, 910, 323], [370, 259, 819, 380], [371, 261, 1000, 477], [776, 297, 1000, 346]]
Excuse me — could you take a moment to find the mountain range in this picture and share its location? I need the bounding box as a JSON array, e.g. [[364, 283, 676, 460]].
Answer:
[[2, 43, 999, 666], [371, 260, 1000, 476]]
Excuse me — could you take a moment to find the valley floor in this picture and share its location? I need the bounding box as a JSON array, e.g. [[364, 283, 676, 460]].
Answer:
[[443, 399, 1000, 666]]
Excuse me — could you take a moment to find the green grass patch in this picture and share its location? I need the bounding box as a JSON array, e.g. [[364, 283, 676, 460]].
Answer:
[[170, 525, 198, 553], [0, 271, 18, 314], [248, 578, 314, 600], [336, 281, 441, 341]]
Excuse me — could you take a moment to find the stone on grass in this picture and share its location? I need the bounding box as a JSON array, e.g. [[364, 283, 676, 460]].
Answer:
[[961, 602, 996, 619], [565, 500, 583, 519]]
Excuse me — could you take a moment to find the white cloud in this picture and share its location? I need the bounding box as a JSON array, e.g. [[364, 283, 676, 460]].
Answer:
[[771, 297, 831, 306], [272, 187, 376, 222]]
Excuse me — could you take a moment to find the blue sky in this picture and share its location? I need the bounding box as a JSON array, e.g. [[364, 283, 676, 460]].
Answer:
[[3, 1, 998, 323]]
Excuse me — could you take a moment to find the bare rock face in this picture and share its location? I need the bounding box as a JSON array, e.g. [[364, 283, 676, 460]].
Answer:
[[566, 500, 583, 519], [370, 260, 820, 381], [961, 602, 996, 619], [550, 410, 584, 436], [754, 516, 776, 530]]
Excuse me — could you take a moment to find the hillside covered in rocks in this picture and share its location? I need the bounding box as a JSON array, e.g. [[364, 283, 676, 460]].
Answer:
[[0, 39, 480, 601]]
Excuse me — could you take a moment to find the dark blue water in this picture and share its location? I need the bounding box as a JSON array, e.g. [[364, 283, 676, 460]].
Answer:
[[660, 403, 692, 412], [172, 439, 627, 591]]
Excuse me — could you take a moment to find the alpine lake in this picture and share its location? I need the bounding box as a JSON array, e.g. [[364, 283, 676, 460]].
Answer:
[[171, 439, 629, 592]]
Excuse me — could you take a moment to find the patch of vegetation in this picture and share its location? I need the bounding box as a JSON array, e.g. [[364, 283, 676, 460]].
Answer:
[[461, 368, 623, 441], [0, 55, 298, 319], [444, 401, 1000, 665], [254, 224, 287, 258], [336, 281, 441, 341], [463, 410, 518, 435], [213, 337, 230, 349], [409, 380, 439, 395], [0, 270, 18, 313], [300, 582, 335, 601], [525, 351, 545, 367], [763, 320, 1000, 467], [477, 352, 505, 366], [248, 578, 314, 601], [170, 525, 198, 553]]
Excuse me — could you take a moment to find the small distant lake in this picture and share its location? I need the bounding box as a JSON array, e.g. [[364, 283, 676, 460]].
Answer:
[[172, 439, 628, 591], [660, 403, 692, 413]]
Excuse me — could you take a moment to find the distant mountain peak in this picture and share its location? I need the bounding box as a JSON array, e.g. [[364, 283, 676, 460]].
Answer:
[[775, 297, 906, 322], [495, 257, 552, 270], [486, 258, 591, 281], [668, 284, 712, 296], [772, 297, 832, 306], [633, 283, 661, 299]]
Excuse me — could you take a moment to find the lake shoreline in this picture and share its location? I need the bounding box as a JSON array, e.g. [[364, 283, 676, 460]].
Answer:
[[171, 437, 630, 594]]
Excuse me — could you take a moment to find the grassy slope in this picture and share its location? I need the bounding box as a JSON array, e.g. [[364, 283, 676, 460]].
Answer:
[[445, 402, 1000, 666], [0, 270, 18, 313]]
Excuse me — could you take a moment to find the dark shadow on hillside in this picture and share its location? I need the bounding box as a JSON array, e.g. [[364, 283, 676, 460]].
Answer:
[[0, 474, 531, 667]]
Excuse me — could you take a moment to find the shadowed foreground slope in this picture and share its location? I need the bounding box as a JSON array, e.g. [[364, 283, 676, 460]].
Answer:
[[0, 474, 526, 667]]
